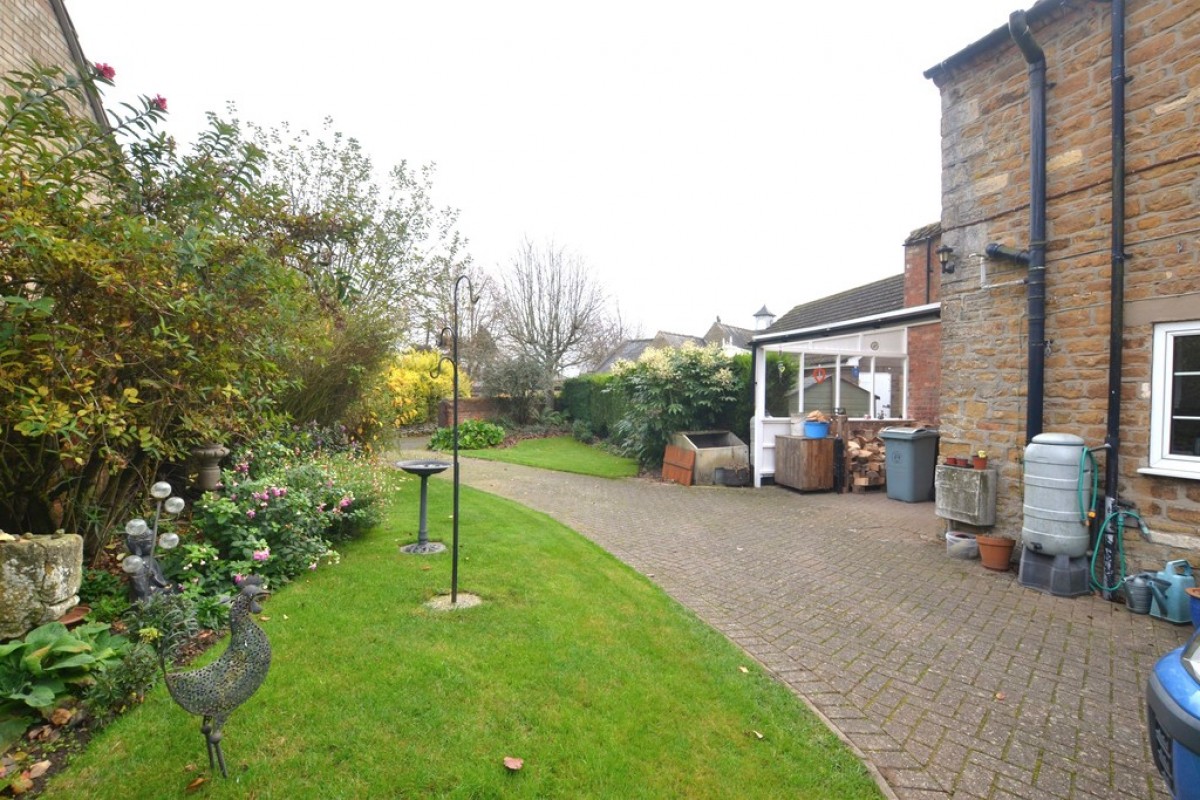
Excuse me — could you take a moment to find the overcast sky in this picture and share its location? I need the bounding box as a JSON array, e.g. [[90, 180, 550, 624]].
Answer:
[[67, 1, 1026, 338]]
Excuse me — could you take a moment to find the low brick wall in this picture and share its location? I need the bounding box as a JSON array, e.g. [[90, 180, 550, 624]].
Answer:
[[437, 397, 503, 427]]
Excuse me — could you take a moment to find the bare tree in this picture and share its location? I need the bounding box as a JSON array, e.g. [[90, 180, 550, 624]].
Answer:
[[497, 239, 608, 406]]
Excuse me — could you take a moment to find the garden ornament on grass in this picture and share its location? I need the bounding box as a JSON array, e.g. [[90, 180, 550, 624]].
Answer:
[[163, 575, 272, 777]]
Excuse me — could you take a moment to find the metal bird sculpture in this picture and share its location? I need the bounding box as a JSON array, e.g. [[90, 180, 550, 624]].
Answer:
[[163, 576, 272, 777]]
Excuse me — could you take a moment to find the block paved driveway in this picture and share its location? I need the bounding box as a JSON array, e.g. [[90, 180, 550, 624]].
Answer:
[[412, 449, 1192, 800]]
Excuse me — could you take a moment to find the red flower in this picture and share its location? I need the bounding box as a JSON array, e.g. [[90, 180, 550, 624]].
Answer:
[[151, 95, 168, 112], [94, 62, 115, 80]]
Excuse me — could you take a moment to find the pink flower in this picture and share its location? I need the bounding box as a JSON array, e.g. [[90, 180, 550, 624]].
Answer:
[[94, 62, 115, 80], [246, 509, 256, 519], [339, 496, 352, 509], [151, 94, 167, 112], [234, 572, 244, 583], [252, 548, 270, 562]]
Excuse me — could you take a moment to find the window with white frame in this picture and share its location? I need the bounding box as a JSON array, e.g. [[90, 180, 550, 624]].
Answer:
[[1147, 321, 1200, 477]]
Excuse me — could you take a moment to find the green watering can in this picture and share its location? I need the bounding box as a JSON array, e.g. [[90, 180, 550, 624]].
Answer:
[[1148, 560, 1196, 625]]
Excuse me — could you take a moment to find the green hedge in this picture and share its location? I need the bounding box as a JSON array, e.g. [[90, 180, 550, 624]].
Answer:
[[559, 374, 624, 438]]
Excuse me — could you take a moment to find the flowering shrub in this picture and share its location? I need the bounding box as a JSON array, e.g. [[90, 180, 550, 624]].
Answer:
[[190, 472, 339, 586], [608, 344, 740, 468]]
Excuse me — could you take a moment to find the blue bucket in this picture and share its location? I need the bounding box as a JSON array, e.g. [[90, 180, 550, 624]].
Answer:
[[803, 421, 829, 439]]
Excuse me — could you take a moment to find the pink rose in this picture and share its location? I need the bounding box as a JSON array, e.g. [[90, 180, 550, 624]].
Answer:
[[151, 95, 167, 111], [94, 63, 115, 80]]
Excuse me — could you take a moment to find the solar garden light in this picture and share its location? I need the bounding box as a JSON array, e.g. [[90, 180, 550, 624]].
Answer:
[[121, 480, 186, 601]]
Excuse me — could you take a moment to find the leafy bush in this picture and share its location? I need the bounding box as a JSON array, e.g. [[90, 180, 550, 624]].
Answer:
[[177, 443, 385, 592], [608, 344, 740, 468], [125, 592, 200, 665], [560, 373, 623, 438], [0, 621, 130, 748], [377, 349, 470, 426], [83, 641, 160, 724], [429, 420, 505, 450], [572, 420, 595, 444]]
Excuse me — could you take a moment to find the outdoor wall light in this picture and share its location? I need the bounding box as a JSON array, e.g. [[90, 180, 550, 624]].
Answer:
[[937, 244, 956, 274]]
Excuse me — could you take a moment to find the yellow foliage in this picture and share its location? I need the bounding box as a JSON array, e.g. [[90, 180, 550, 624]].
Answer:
[[380, 349, 471, 427]]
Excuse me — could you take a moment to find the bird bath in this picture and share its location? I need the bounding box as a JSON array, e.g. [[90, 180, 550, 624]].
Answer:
[[396, 460, 451, 554]]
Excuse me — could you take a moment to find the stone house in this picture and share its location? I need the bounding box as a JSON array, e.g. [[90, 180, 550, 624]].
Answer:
[[749, 228, 943, 485], [925, 0, 1199, 564], [1, 0, 107, 126]]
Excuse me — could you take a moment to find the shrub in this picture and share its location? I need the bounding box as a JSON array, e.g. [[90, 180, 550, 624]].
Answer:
[[0, 621, 131, 748], [560, 373, 623, 438], [608, 344, 740, 468], [572, 420, 595, 444], [429, 419, 505, 450], [378, 349, 471, 427], [83, 641, 160, 725]]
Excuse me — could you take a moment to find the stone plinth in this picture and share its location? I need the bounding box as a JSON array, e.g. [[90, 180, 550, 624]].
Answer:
[[0, 533, 84, 640]]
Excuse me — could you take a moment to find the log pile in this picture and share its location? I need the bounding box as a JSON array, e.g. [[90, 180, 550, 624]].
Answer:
[[844, 432, 886, 491]]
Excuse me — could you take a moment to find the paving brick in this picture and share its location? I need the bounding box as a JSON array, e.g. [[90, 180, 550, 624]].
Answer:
[[429, 451, 1195, 800]]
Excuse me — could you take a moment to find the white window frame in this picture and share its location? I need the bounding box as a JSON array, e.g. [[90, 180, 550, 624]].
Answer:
[[1144, 320, 1200, 480]]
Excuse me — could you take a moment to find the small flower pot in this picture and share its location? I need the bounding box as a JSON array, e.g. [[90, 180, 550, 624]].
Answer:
[[972, 456, 988, 469], [976, 535, 1015, 571]]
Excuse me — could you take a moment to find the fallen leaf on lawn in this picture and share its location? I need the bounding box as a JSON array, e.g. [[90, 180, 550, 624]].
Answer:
[[421, 565, 431, 571], [751, 730, 764, 739], [183, 763, 197, 773], [994, 692, 1006, 701], [503, 756, 524, 771], [50, 707, 73, 726], [27, 761, 50, 779], [259, 615, 270, 621], [185, 776, 208, 792], [9, 774, 33, 794], [283, 614, 289, 620], [738, 666, 749, 674]]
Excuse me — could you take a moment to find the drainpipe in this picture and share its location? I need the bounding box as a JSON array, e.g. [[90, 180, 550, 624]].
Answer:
[[1101, 0, 1128, 601], [1008, 10, 1048, 444]]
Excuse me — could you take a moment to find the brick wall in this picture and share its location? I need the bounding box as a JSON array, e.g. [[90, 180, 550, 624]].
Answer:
[[929, 0, 1200, 564], [903, 228, 943, 427], [1, 0, 102, 123]]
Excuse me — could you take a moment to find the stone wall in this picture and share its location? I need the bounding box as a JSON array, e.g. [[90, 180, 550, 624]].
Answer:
[[928, 0, 1200, 565]]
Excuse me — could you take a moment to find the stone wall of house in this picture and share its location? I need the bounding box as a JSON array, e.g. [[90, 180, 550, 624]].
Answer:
[[929, 0, 1200, 566]]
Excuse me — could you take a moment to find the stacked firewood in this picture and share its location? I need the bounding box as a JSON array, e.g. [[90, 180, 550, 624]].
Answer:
[[844, 432, 886, 490]]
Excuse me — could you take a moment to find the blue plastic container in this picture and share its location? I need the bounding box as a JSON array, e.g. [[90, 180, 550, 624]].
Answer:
[[803, 421, 829, 439]]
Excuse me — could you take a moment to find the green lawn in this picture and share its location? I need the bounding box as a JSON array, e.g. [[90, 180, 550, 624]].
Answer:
[[42, 481, 879, 799], [457, 435, 639, 478]]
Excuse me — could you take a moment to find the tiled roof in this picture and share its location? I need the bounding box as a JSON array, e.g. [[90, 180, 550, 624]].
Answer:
[[595, 338, 654, 373], [705, 321, 754, 350], [765, 274, 906, 335], [903, 222, 941, 245]]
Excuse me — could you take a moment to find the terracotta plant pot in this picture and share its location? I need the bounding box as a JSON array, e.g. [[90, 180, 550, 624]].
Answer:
[[976, 535, 1015, 571], [972, 456, 988, 469]]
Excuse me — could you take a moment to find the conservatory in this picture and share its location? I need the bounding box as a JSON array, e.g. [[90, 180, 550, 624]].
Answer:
[[749, 303, 939, 487]]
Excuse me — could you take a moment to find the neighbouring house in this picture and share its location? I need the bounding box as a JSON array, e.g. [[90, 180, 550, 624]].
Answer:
[[1, 0, 107, 127], [749, 229, 943, 486], [924, 0, 1199, 564], [702, 317, 755, 356]]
